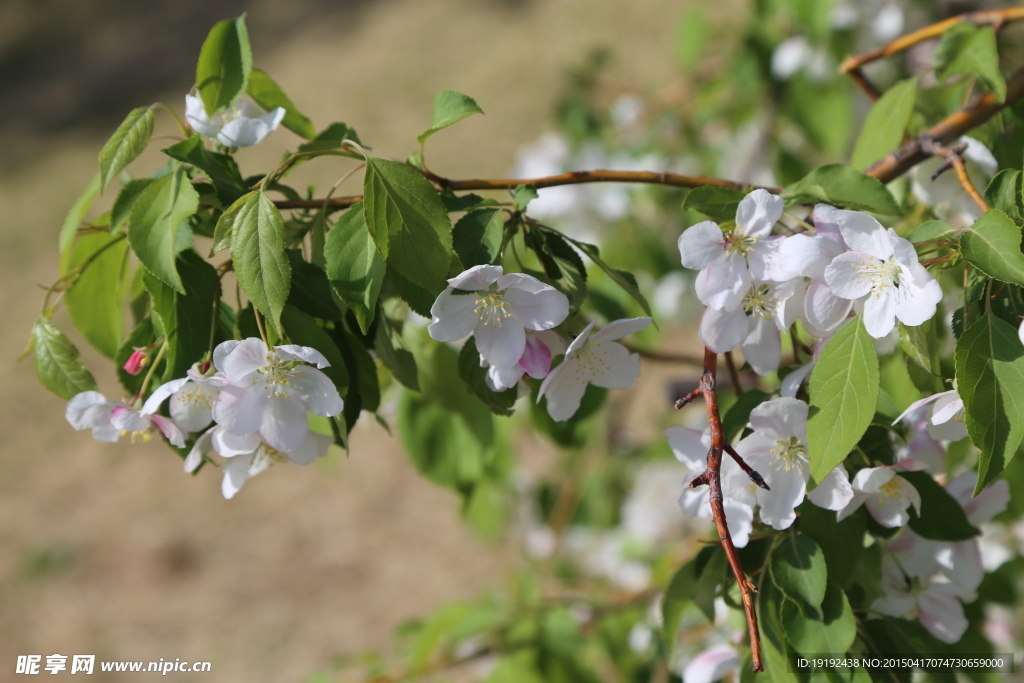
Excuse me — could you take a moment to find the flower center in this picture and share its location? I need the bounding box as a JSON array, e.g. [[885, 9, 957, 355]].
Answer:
[[879, 478, 902, 499], [474, 288, 514, 328], [256, 352, 296, 399], [122, 429, 153, 444], [725, 230, 758, 257], [176, 388, 214, 411], [217, 105, 241, 126], [252, 443, 288, 469], [851, 258, 902, 296], [742, 284, 777, 319], [769, 435, 806, 472]]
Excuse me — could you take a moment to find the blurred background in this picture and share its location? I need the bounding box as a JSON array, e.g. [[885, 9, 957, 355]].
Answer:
[[3, 0, 1019, 681]]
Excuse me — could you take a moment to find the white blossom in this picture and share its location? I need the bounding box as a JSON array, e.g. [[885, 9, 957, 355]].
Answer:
[[778, 205, 853, 333], [894, 388, 967, 442], [838, 460, 926, 527], [66, 391, 185, 447], [185, 94, 284, 148]]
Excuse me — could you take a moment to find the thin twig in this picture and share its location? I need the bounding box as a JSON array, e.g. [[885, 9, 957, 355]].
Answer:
[[918, 139, 989, 212], [724, 351, 743, 397], [624, 343, 705, 366]]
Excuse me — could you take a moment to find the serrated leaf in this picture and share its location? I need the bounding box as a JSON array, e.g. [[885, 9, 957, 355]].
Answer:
[[296, 122, 361, 154], [784, 164, 901, 215], [770, 533, 828, 619], [110, 178, 154, 231], [850, 77, 917, 170], [65, 232, 129, 358], [682, 186, 745, 221], [162, 135, 246, 205], [808, 317, 879, 484], [196, 15, 252, 115], [565, 236, 653, 316], [458, 337, 518, 416], [960, 209, 1024, 286], [285, 249, 341, 320], [954, 312, 1024, 492], [452, 208, 504, 267], [99, 106, 155, 191], [246, 68, 315, 139], [946, 26, 1005, 102], [440, 190, 499, 212], [417, 90, 484, 145], [374, 321, 419, 391], [211, 190, 255, 255], [388, 269, 435, 318], [798, 504, 865, 587], [230, 191, 291, 332], [983, 170, 1022, 221], [901, 471, 980, 540], [362, 158, 452, 295], [128, 170, 199, 294], [324, 203, 385, 334], [281, 306, 348, 397], [58, 173, 101, 257], [781, 580, 856, 654], [32, 317, 98, 399], [513, 184, 538, 212]]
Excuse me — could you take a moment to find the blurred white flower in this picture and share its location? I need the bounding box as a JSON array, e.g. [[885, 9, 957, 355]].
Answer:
[[185, 94, 284, 148]]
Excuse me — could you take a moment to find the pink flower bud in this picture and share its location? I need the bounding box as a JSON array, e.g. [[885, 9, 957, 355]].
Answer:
[[123, 348, 148, 376]]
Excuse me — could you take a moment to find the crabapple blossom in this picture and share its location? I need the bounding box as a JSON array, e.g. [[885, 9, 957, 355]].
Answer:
[[538, 317, 650, 421], [66, 391, 185, 447], [185, 94, 285, 148], [482, 330, 565, 392], [778, 205, 853, 333], [212, 338, 343, 454], [682, 644, 740, 683], [143, 368, 223, 434], [894, 388, 967, 441], [837, 460, 927, 527], [678, 189, 792, 310], [184, 425, 332, 499], [873, 547, 968, 644], [823, 211, 943, 338], [697, 278, 804, 375], [429, 265, 569, 368]]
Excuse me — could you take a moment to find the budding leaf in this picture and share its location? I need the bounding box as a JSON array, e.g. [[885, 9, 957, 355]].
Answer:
[[417, 90, 484, 145], [807, 316, 879, 485], [362, 158, 452, 295], [246, 68, 316, 139], [959, 209, 1024, 287], [850, 77, 917, 170], [769, 532, 827, 619], [98, 106, 155, 191], [324, 203, 385, 334], [784, 164, 900, 215], [128, 170, 199, 294], [65, 232, 129, 359], [954, 312, 1024, 493], [196, 15, 252, 115], [32, 317, 98, 400], [230, 191, 291, 333], [512, 184, 538, 212]]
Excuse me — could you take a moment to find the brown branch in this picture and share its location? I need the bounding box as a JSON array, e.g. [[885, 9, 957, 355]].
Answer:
[[840, 7, 1024, 100], [626, 343, 705, 366], [724, 351, 743, 397], [918, 139, 989, 213], [676, 348, 764, 672]]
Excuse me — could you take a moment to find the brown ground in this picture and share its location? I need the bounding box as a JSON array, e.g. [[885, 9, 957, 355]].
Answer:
[[0, 1, 716, 680]]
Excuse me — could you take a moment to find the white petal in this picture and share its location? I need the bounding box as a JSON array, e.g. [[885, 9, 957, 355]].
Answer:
[[66, 391, 111, 430], [930, 392, 963, 424], [893, 392, 945, 425], [428, 288, 480, 342], [141, 377, 190, 415], [169, 382, 217, 433], [212, 383, 263, 436], [505, 283, 569, 331], [833, 210, 892, 258], [538, 360, 588, 422], [286, 431, 332, 465], [735, 189, 783, 237], [804, 280, 853, 331], [864, 479, 914, 528], [741, 317, 781, 376], [894, 277, 942, 328], [212, 428, 261, 457], [274, 344, 330, 368], [679, 477, 711, 518], [259, 396, 310, 453], [221, 455, 253, 499], [682, 645, 739, 683], [110, 406, 150, 432], [213, 340, 240, 372], [780, 361, 813, 398], [184, 94, 220, 138], [666, 425, 709, 470], [151, 415, 186, 448], [863, 290, 897, 338], [749, 397, 808, 442], [586, 342, 641, 390], [853, 466, 895, 493], [678, 221, 725, 270], [807, 464, 854, 510], [757, 468, 805, 530], [486, 364, 524, 391], [938, 540, 984, 595], [704, 253, 748, 311], [565, 322, 596, 357], [289, 366, 344, 416], [749, 236, 794, 281], [699, 306, 749, 353], [723, 501, 754, 548], [222, 338, 269, 384], [812, 204, 844, 243], [824, 252, 878, 299], [917, 585, 968, 644], [962, 136, 998, 175], [184, 428, 214, 473], [449, 264, 503, 290], [778, 234, 830, 278], [475, 318, 526, 368], [590, 317, 652, 343]]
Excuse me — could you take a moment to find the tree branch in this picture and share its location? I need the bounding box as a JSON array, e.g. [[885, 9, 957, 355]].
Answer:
[[918, 139, 989, 213]]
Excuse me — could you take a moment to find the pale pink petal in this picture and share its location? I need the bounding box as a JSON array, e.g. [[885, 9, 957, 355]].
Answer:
[[505, 284, 569, 331], [917, 585, 968, 644], [678, 221, 725, 270], [428, 288, 480, 342], [865, 485, 914, 527], [110, 406, 150, 433], [590, 317, 652, 343], [699, 306, 749, 353], [213, 383, 263, 436], [824, 252, 878, 299], [894, 392, 945, 425], [519, 336, 552, 378], [930, 392, 964, 424], [289, 366, 344, 416], [151, 415, 186, 448], [213, 340, 240, 373], [834, 210, 892, 259], [66, 391, 112, 430], [936, 541, 984, 595], [286, 431, 332, 465], [735, 189, 783, 237], [807, 464, 854, 510], [749, 236, 794, 281]]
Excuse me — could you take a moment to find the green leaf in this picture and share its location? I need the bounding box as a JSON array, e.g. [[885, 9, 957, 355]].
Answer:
[[721, 389, 769, 443], [564, 237, 653, 317], [458, 337, 518, 416], [162, 135, 246, 205], [195, 15, 252, 115], [933, 22, 979, 79], [210, 190, 254, 255], [960, 209, 1024, 287], [898, 320, 937, 374], [245, 68, 315, 139], [332, 327, 380, 429], [362, 158, 452, 295], [440, 190, 499, 212], [32, 317, 98, 399], [230, 191, 291, 333], [770, 533, 828, 619], [784, 164, 901, 215], [946, 26, 1005, 102], [661, 559, 699, 651], [808, 317, 879, 483], [693, 546, 727, 623], [281, 306, 348, 397], [512, 184, 538, 212], [65, 233, 129, 358], [98, 106, 155, 191], [110, 179, 154, 231], [682, 186, 745, 221], [284, 250, 341, 320], [908, 220, 954, 244], [374, 321, 419, 391], [388, 269, 436, 319], [540, 230, 588, 312], [798, 504, 865, 587], [452, 208, 504, 267], [417, 90, 484, 145], [782, 580, 856, 655], [901, 470, 980, 540], [324, 203, 385, 334], [58, 173, 102, 257], [128, 170, 200, 294], [850, 77, 917, 170], [296, 122, 361, 154], [983, 170, 1022, 221], [954, 313, 1024, 492]]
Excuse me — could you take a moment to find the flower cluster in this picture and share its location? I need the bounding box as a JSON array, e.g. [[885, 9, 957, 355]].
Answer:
[[66, 338, 343, 499], [678, 194, 944, 384], [428, 264, 651, 421]]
